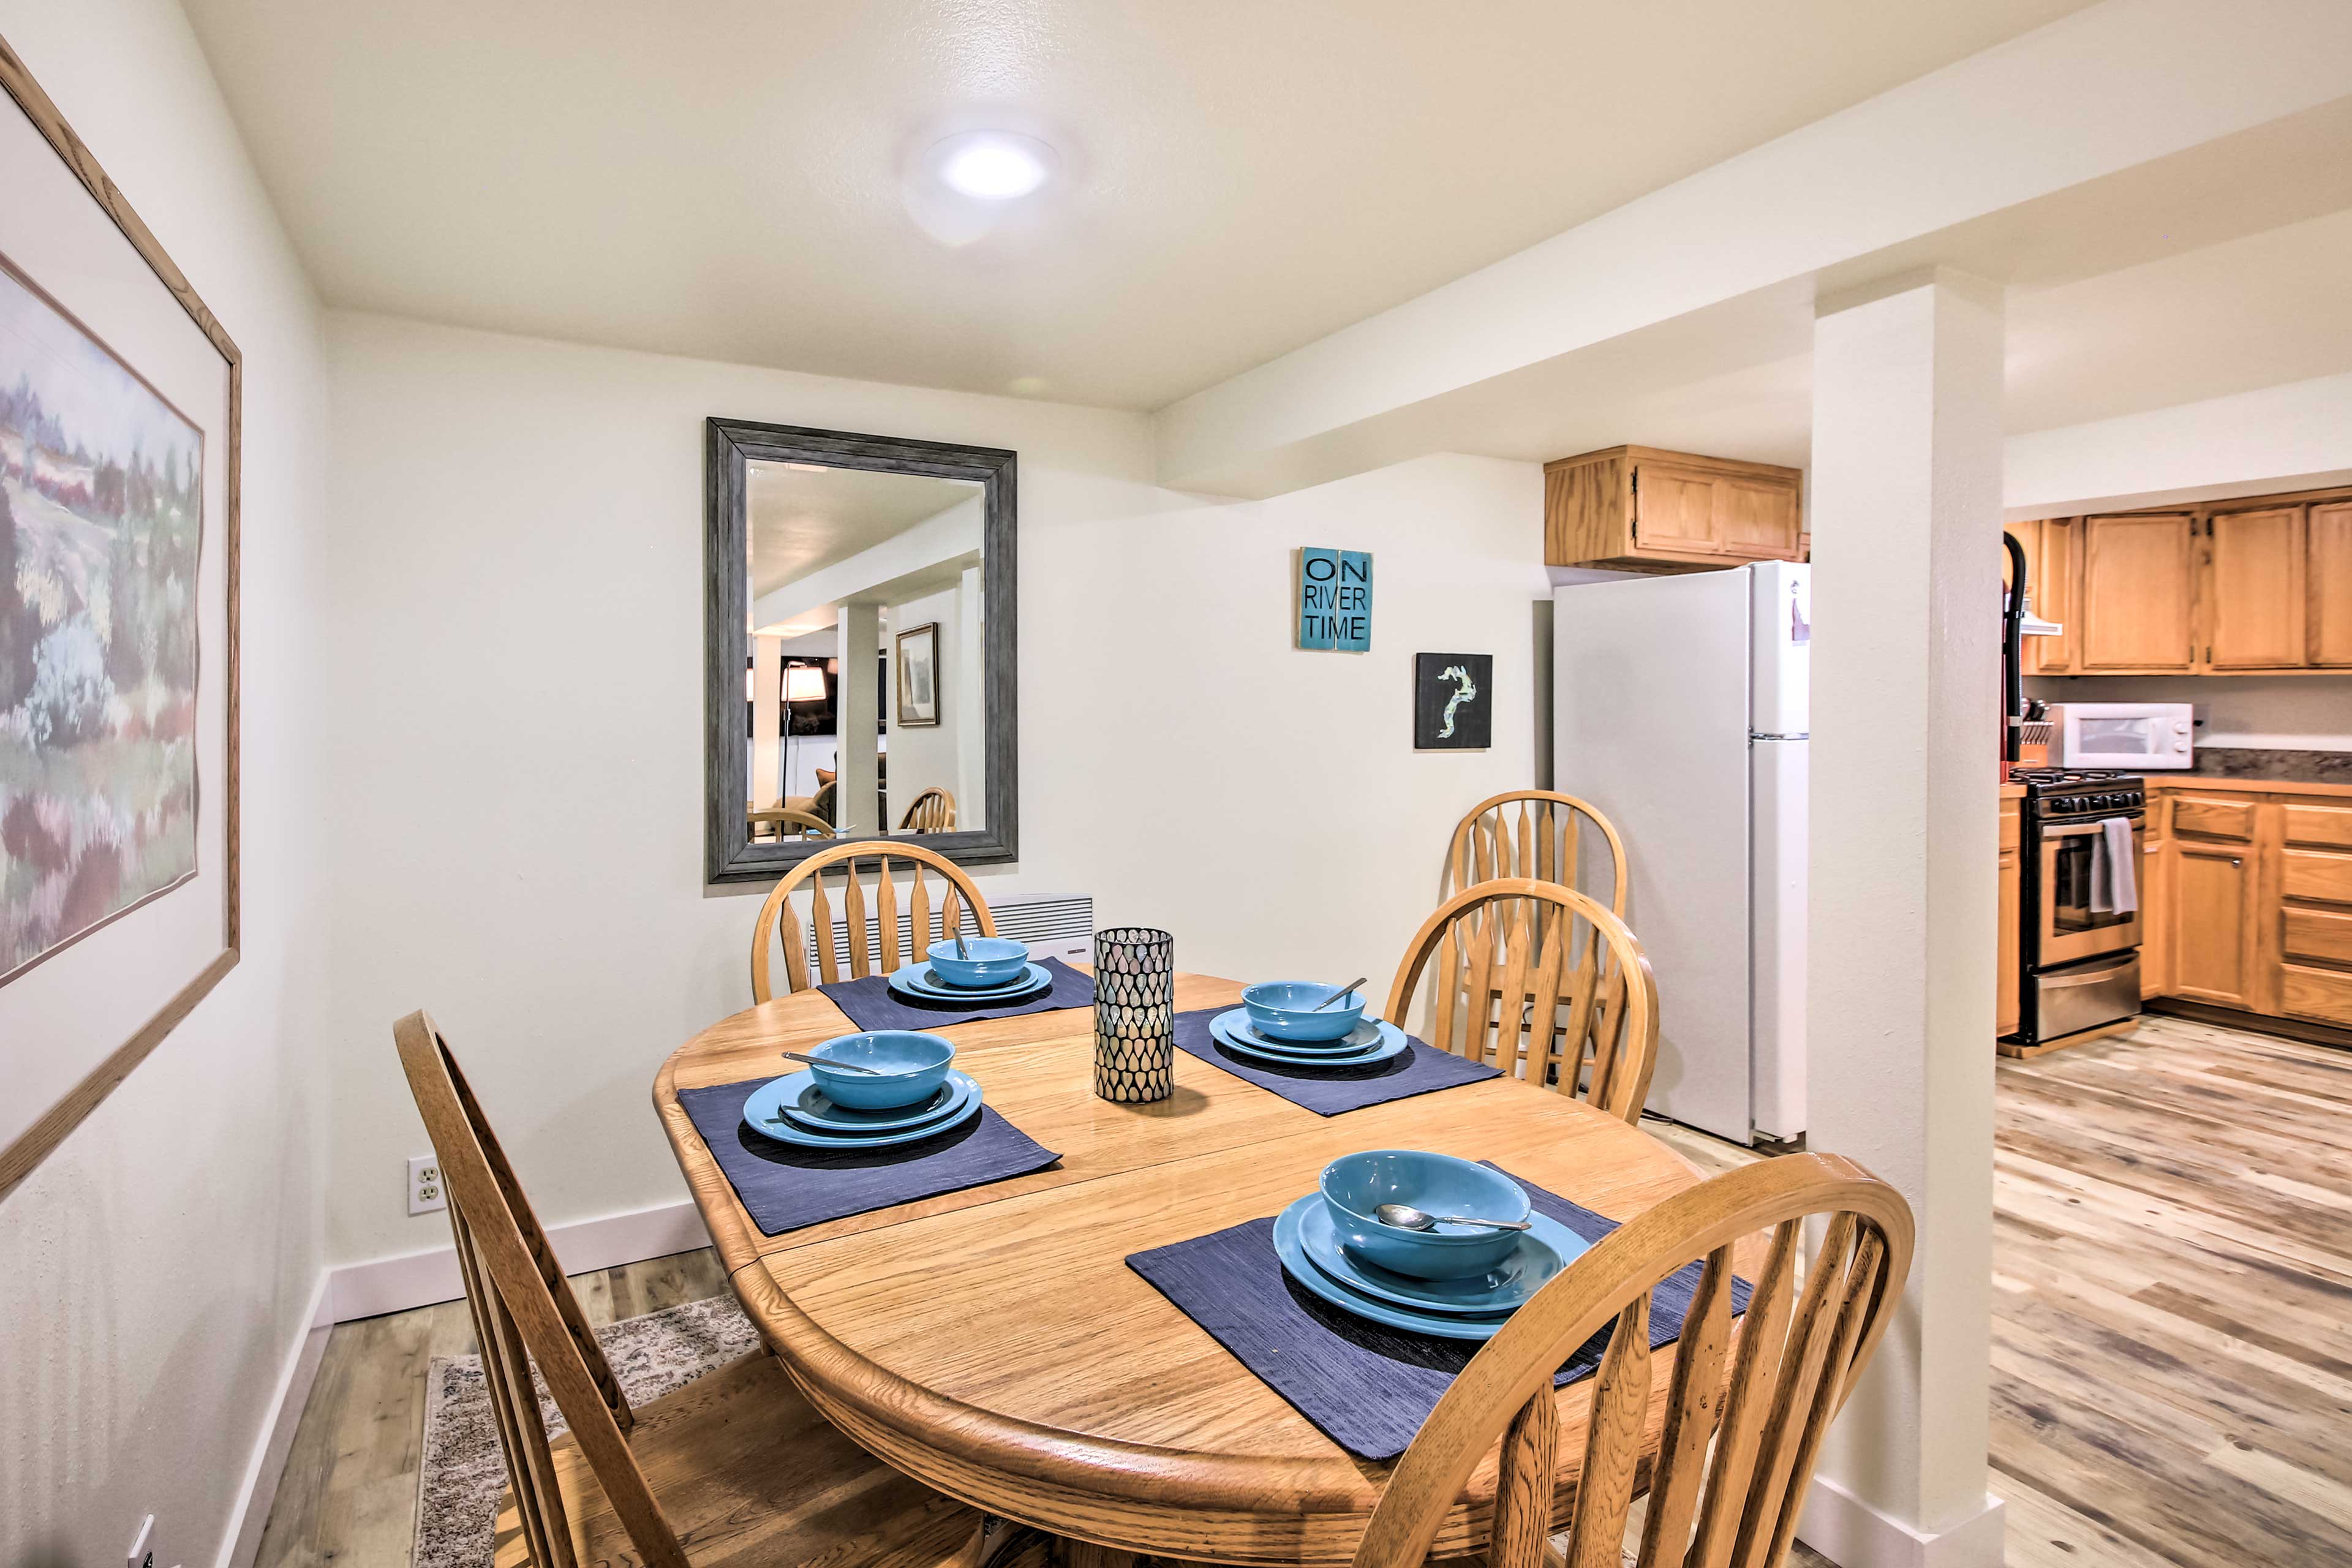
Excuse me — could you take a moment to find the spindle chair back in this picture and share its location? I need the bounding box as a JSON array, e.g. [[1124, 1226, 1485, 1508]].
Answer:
[[1352, 1155, 1913, 1568], [1387, 878, 1658, 1122], [750, 840, 995, 1003]]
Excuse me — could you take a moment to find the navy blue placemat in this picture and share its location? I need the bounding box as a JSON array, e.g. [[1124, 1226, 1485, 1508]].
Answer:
[[1126, 1166, 1751, 1460], [676, 1077, 1061, 1236], [1172, 1006, 1499, 1116], [820, 956, 1096, 1032]]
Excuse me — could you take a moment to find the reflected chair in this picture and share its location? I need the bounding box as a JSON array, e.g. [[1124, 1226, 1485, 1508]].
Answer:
[[1351, 1155, 1913, 1568], [1387, 878, 1659, 1123], [897, 787, 957, 834], [750, 840, 996, 1001], [748, 805, 835, 842], [1440, 791, 1627, 914], [392, 1011, 1028, 1568]]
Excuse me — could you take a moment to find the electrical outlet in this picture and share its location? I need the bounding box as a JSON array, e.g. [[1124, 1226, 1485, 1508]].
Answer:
[[407, 1155, 446, 1215], [127, 1514, 155, 1568]]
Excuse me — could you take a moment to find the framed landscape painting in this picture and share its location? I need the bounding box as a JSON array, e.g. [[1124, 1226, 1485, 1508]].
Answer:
[[0, 36, 241, 1200]]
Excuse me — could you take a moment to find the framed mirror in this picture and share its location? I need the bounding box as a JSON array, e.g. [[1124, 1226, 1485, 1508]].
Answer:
[[705, 419, 1016, 883]]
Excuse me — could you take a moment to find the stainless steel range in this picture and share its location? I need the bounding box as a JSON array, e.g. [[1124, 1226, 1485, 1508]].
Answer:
[[2014, 768, 2146, 1047]]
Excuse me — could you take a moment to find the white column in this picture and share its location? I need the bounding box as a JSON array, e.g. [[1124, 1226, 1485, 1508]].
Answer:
[[1800, 269, 2006, 1568], [838, 603, 881, 835], [956, 564, 984, 829], [750, 634, 782, 810]]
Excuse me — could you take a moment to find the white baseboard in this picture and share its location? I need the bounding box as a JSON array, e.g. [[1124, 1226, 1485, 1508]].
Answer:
[[216, 1271, 333, 1568], [213, 1200, 713, 1567], [1797, 1478, 2005, 1568], [326, 1197, 710, 1322]]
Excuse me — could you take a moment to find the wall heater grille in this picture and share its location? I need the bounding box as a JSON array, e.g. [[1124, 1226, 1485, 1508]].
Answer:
[[817, 891, 1093, 971]]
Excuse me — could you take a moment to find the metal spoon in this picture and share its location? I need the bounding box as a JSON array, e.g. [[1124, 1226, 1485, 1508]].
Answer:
[[1376, 1202, 1532, 1233], [954, 910, 971, 960], [780, 1050, 885, 1074], [1310, 977, 1368, 1011]]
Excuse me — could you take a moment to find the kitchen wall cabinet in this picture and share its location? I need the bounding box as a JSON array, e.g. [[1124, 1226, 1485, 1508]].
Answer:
[[1997, 797, 2021, 1036], [2011, 484, 2352, 674], [2204, 508, 2306, 669], [2143, 782, 2352, 1035], [1544, 446, 1804, 573], [2312, 502, 2352, 667], [2078, 513, 2197, 672]]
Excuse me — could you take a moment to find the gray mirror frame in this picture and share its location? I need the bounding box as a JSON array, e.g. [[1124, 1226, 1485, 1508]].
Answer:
[[705, 417, 1017, 884]]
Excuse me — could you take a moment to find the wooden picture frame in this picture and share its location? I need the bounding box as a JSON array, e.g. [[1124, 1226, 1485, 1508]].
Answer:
[[0, 33, 241, 1202], [894, 622, 941, 727], [704, 418, 1016, 884]]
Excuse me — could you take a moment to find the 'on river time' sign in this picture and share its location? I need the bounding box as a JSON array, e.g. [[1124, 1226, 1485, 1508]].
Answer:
[[1296, 547, 1373, 651]]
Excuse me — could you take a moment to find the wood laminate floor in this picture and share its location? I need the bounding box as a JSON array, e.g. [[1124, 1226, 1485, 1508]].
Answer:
[[257, 1016, 2347, 1567]]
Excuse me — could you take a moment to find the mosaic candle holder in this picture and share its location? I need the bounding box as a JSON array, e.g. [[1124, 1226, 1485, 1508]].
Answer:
[[1093, 927, 1176, 1102]]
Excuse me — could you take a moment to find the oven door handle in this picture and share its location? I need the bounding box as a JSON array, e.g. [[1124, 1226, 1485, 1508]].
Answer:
[[2040, 954, 2137, 987], [2040, 818, 2143, 838]]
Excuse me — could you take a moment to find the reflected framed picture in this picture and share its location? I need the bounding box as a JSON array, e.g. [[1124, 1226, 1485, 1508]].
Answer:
[[1, 43, 241, 1198], [895, 622, 940, 728]]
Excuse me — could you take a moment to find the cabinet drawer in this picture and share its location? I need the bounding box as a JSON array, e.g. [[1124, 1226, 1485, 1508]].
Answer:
[[2282, 965, 2352, 1028], [1999, 805, 2021, 852], [2283, 802, 2352, 850], [2169, 795, 2259, 840], [2283, 848, 2352, 906], [2283, 907, 2352, 967]]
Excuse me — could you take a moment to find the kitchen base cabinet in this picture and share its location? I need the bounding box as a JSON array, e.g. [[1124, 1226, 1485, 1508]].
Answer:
[[2167, 840, 2261, 1009], [1997, 797, 2021, 1037], [2142, 783, 2352, 1040]]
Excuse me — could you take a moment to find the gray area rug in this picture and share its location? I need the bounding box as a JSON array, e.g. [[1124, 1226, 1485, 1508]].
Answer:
[[413, 1294, 761, 1568]]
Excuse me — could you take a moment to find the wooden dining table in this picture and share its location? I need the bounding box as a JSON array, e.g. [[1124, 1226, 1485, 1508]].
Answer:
[[653, 971, 1743, 1568]]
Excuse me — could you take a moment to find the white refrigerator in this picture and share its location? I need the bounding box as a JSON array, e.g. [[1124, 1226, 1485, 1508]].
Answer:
[[1552, 562, 1807, 1145]]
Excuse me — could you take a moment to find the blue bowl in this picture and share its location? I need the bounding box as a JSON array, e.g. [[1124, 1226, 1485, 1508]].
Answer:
[[806, 1031, 956, 1109], [1319, 1150, 1531, 1279], [1242, 981, 1367, 1041], [925, 937, 1032, 989]]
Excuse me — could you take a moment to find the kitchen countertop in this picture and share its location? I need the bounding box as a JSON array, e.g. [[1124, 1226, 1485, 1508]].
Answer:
[[2170, 747, 2352, 786], [2147, 774, 2352, 799]]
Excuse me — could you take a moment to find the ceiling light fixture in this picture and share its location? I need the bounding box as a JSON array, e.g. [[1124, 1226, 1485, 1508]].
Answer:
[[932, 131, 1055, 200]]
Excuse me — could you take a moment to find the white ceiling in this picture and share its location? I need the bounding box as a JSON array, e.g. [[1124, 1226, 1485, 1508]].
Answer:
[[181, 0, 2094, 411], [749, 463, 975, 599]]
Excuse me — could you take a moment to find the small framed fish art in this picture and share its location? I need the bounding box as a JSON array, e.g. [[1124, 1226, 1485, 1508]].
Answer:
[[1414, 653, 1492, 750]]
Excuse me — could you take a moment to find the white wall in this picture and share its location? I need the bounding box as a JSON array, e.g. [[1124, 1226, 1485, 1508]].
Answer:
[[884, 580, 966, 826], [2029, 673, 2352, 751], [0, 6, 331, 1568], [322, 309, 1546, 1265]]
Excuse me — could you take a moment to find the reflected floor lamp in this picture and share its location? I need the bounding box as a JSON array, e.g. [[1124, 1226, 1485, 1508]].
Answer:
[[783, 664, 829, 808]]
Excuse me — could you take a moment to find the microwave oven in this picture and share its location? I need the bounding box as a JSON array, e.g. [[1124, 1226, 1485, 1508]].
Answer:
[[2049, 702, 2193, 769]]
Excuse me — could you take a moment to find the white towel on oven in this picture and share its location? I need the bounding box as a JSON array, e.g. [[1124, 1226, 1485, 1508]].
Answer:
[[2088, 816, 2138, 916]]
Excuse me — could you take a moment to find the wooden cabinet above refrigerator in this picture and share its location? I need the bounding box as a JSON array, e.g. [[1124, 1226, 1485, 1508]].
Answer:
[[1545, 445, 1804, 572]]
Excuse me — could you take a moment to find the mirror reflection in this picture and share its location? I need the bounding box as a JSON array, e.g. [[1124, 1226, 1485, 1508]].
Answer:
[[743, 460, 986, 844]]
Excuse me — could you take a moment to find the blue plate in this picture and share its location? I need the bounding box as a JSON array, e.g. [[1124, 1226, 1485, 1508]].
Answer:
[[1224, 1012, 1383, 1054], [742, 1076, 982, 1148], [762, 1069, 978, 1134], [888, 962, 1052, 1004], [1271, 1194, 1499, 1342], [1210, 1009, 1408, 1069], [1297, 1189, 1584, 1315]]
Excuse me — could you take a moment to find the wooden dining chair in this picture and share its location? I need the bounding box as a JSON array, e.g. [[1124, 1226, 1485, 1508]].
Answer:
[[392, 1010, 1022, 1568], [748, 805, 836, 842], [1387, 878, 1659, 1123], [897, 786, 957, 834], [1440, 790, 1628, 915], [750, 840, 997, 1002], [1353, 1155, 1914, 1568]]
